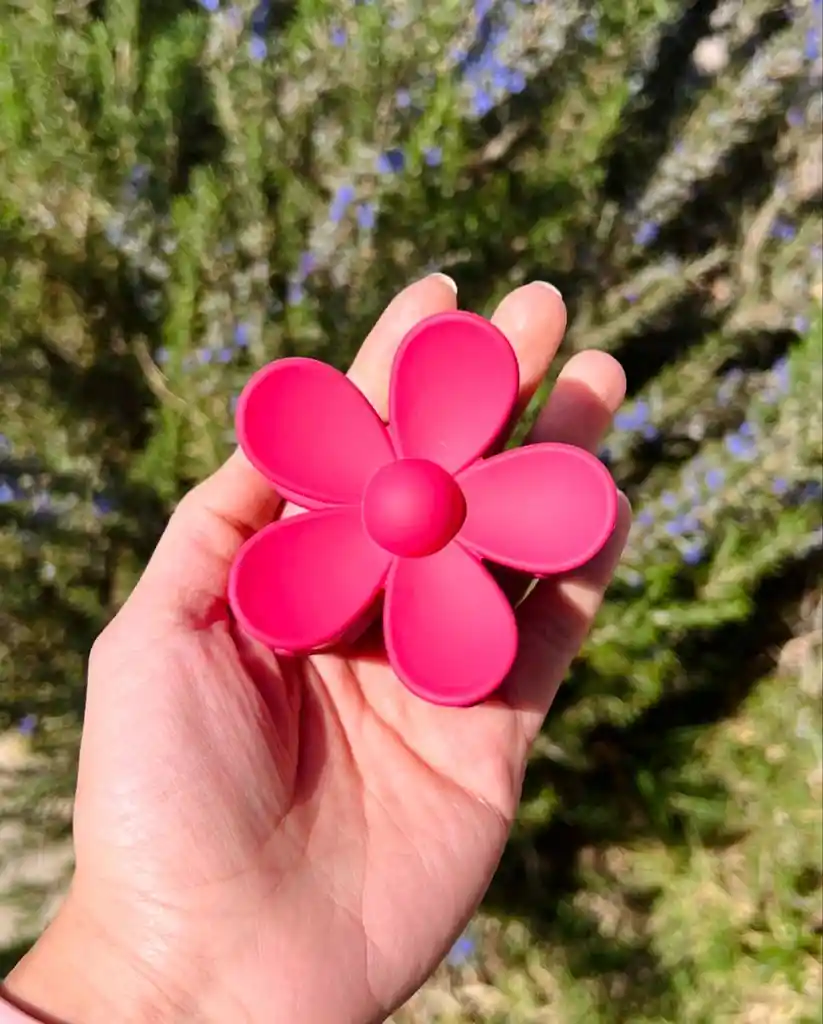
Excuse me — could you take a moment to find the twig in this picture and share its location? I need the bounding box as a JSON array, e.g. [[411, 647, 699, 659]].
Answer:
[[569, 246, 729, 351]]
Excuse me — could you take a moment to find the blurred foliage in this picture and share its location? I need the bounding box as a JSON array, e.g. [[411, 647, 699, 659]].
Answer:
[[1, 0, 821, 1017], [398, 631, 823, 1022]]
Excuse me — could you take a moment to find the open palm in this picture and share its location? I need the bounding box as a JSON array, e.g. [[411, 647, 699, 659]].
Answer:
[[7, 277, 629, 1024]]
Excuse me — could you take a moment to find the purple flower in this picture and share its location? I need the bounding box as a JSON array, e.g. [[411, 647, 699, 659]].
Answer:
[[661, 491, 678, 510], [197, 347, 213, 364], [802, 480, 823, 502], [505, 69, 527, 94], [487, 27, 508, 53], [287, 280, 305, 305], [579, 16, 598, 42], [234, 323, 252, 347], [19, 715, 37, 737], [772, 356, 790, 392], [199, 0, 219, 11], [793, 314, 810, 334], [129, 164, 150, 189], [682, 540, 705, 565], [31, 490, 53, 515], [770, 218, 796, 242], [330, 183, 356, 222], [633, 221, 659, 246], [724, 432, 755, 459], [424, 146, 443, 167], [641, 423, 659, 440], [805, 28, 821, 62], [376, 149, 405, 174], [772, 477, 789, 496], [156, 347, 170, 364], [356, 203, 376, 230], [217, 348, 233, 363], [0, 480, 15, 503], [396, 89, 412, 108], [491, 65, 510, 91], [92, 495, 114, 516], [614, 400, 650, 432], [705, 468, 725, 491], [717, 368, 743, 404], [471, 89, 495, 116], [637, 509, 654, 527], [447, 933, 476, 966], [297, 252, 317, 280], [330, 25, 347, 47], [249, 35, 268, 61], [787, 107, 805, 127], [665, 516, 689, 537], [474, 0, 494, 18]]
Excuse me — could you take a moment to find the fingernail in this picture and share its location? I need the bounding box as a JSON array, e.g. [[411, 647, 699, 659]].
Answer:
[[533, 280, 563, 299], [429, 272, 458, 294]]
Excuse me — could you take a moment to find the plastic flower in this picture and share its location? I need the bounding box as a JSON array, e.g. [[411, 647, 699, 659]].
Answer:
[[229, 312, 618, 706]]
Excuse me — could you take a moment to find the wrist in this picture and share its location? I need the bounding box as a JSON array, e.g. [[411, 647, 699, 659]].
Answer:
[[2, 890, 212, 1024], [3, 879, 389, 1024]]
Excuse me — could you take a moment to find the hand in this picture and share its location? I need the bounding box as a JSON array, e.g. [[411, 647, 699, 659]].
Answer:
[[4, 276, 630, 1024]]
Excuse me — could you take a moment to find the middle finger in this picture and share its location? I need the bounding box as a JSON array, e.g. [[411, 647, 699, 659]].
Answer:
[[490, 281, 568, 424]]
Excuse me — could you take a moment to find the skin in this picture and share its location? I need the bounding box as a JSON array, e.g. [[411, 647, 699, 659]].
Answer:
[[3, 277, 630, 1024]]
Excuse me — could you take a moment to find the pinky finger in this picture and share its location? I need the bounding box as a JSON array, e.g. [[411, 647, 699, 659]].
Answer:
[[503, 493, 633, 748]]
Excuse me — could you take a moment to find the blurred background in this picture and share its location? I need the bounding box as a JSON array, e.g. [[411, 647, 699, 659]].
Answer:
[[1, 1, 821, 1021]]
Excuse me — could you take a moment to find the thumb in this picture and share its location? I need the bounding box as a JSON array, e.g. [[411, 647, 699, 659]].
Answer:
[[123, 448, 281, 628]]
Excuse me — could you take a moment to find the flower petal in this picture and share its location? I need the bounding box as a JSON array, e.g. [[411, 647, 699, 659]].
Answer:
[[389, 311, 519, 473], [229, 508, 392, 651], [384, 543, 517, 706], [237, 358, 395, 507], [458, 443, 619, 574]]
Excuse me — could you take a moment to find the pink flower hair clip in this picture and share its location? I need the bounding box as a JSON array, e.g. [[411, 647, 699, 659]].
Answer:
[[229, 311, 618, 706]]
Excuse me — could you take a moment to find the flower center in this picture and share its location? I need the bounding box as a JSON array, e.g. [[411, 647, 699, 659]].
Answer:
[[363, 459, 466, 558]]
